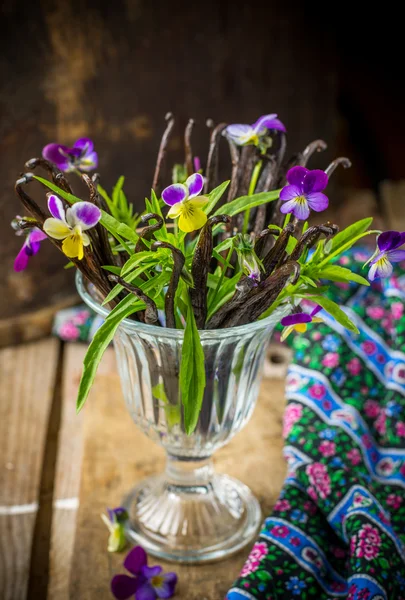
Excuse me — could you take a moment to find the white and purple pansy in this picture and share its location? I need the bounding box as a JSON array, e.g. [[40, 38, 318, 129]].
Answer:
[[14, 227, 47, 272], [43, 194, 101, 260], [280, 305, 323, 341], [224, 113, 286, 147], [162, 172, 208, 233], [367, 230, 405, 281], [279, 166, 329, 220], [42, 137, 98, 173]]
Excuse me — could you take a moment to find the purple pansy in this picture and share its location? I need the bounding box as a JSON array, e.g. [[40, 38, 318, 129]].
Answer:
[[111, 546, 177, 600], [14, 227, 47, 272], [279, 166, 329, 220], [281, 305, 323, 341], [162, 172, 208, 233], [224, 113, 286, 147], [367, 230, 405, 281], [101, 507, 128, 553], [42, 137, 98, 173]]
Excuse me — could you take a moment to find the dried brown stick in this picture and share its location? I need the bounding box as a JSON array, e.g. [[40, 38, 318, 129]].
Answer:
[[290, 223, 339, 261], [262, 223, 295, 276], [184, 118, 195, 176], [152, 112, 175, 191], [25, 157, 73, 193], [325, 157, 352, 177], [108, 275, 158, 324], [135, 213, 164, 252], [301, 139, 328, 167], [190, 215, 231, 328], [152, 241, 185, 329], [204, 123, 227, 193]]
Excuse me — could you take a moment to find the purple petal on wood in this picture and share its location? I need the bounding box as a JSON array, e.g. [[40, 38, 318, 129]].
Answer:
[[110, 575, 139, 600], [155, 572, 178, 598], [387, 249, 405, 262], [14, 243, 29, 272], [306, 191, 329, 212], [136, 583, 157, 600], [252, 113, 286, 134], [48, 194, 66, 221], [377, 230, 404, 252], [302, 169, 328, 194], [281, 313, 312, 326], [70, 201, 101, 229], [286, 166, 308, 187], [185, 173, 204, 198], [162, 183, 188, 206], [142, 565, 162, 578], [42, 143, 70, 170], [279, 184, 301, 201], [123, 545, 147, 575], [74, 137, 94, 155]]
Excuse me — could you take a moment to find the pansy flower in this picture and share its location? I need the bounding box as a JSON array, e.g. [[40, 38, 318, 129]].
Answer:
[[233, 233, 263, 284], [281, 305, 323, 341], [101, 507, 128, 553], [224, 114, 286, 147], [111, 546, 177, 600], [279, 166, 329, 220], [367, 230, 405, 281], [42, 137, 98, 172], [43, 194, 101, 260], [13, 226, 47, 272], [162, 172, 208, 233]]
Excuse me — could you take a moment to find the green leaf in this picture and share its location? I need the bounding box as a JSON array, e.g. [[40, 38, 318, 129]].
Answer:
[[213, 190, 280, 217], [329, 218, 373, 253], [34, 176, 139, 247], [214, 237, 234, 254], [308, 294, 359, 334], [180, 298, 206, 434], [204, 181, 230, 214], [76, 301, 139, 412], [317, 265, 370, 286]]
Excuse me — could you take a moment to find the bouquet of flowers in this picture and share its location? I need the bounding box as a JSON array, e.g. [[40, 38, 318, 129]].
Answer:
[[12, 113, 404, 433]]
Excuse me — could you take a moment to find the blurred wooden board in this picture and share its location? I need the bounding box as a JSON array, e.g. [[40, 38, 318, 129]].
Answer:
[[0, 339, 59, 600], [68, 348, 287, 600]]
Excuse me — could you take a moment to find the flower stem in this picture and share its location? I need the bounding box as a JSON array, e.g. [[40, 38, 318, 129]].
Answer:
[[243, 160, 262, 234], [210, 246, 234, 310]]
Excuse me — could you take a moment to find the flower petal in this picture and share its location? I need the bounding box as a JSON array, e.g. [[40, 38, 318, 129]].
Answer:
[[369, 256, 393, 280], [303, 170, 328, 194], [29, 228, 48, 243], [387, 249, 405, 263], [280, 198, 310, 220], [225, 124, 255, 145], [73, 137, 94, 155], [178, 205, 208, 233], [252, 113, 286, 134], [136, 583, 157, 600], [286, 166, 308, 187], [42, 143, 71, 171], [377, 230, 405, 252], [310, 304, 323, 317], [62, 234, 84, 259], [14, 244, 29, 272], [155, 572, 178, 599], [162, 184, 188, 206], [69, 201, 101, 229], [48, 194, 67, 222], [142, 565, 162, 578], [123, 545, 147, 575], [167, 203, 183, 218], [110, 574, 139, 600], [281, 313, 312, 327], [306, 192, 329, 212], [185, 173, 204, 198], [43, 218, 71, 240], [279, 184, 301, 201], [82, 232, 91, 246], [79, 151, 98, 171]]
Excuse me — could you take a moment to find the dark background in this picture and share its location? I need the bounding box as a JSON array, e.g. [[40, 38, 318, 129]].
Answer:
[[1, 0, 404, 323]]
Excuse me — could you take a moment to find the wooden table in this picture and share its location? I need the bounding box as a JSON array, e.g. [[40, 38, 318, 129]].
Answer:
[[0, 339, 287, 600]]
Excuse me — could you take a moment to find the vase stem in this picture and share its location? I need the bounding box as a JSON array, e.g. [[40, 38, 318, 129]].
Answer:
[[165, 455, 214, 489]]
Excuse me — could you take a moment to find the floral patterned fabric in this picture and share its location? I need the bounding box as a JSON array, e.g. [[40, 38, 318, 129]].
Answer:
[[227, 250, 405, 600]]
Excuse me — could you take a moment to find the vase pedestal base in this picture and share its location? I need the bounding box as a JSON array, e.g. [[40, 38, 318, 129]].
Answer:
[[122, 464, 261, 564]]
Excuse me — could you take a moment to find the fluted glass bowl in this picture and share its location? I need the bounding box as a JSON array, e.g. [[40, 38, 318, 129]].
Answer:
[[76, 272, 289, 563]]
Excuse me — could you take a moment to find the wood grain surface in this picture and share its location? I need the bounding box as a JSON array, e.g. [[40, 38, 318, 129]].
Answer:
[[68, 346, 287, 599], [0, 339, 60, 600]]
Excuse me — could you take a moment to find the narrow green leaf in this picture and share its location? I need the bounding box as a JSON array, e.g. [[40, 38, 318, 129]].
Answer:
[[330, 218, 373, 253], [213, 190, 280, 217], [76, 302, 139, 412], [318, 229, 379, 268], [308, 294, 359, 334], [204, 181, 230, 215], [180, 298, 206, 434], [317, 265, 370, 286]]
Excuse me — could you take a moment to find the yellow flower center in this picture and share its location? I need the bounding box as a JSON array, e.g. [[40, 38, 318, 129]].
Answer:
[[296, 195, 307, 205], [151, 575, 164, 587]]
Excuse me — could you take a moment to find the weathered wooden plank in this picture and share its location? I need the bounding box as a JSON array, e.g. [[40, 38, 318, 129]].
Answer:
[[69, 347, 286, 599], [47, 344, 86, 600], [0, 338, 59, 600]]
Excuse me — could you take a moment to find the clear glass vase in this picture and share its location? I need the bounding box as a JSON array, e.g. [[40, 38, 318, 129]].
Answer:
[[77, 273, 288, 563]]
